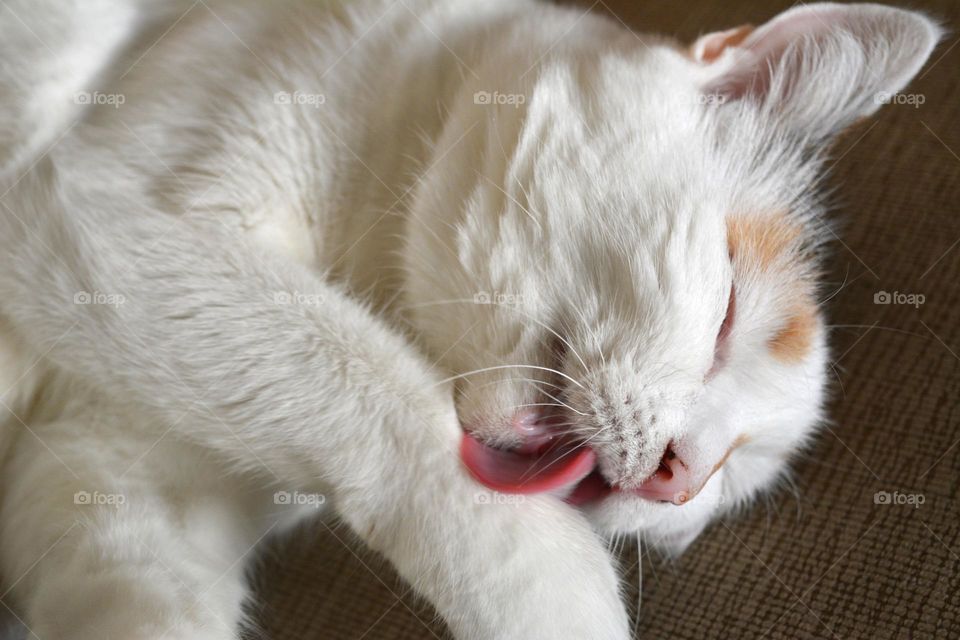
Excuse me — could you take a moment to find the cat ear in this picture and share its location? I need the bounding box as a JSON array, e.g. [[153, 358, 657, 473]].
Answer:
[[692, 3, 942, 139]]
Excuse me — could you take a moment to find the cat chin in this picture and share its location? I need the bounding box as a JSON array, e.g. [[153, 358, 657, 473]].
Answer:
[[583, 470, 730, 554]]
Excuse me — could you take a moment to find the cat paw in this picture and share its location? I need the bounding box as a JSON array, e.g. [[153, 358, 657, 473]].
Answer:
[[439, 496, 630, 640]]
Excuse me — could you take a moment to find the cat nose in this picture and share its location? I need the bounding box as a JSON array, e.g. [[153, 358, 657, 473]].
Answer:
[[633, 446, 695, 505], [512, 409, 559, 454]]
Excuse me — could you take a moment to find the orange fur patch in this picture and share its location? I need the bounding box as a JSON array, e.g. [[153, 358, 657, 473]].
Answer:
[[726, 213, 801, 269], [726, 213, 817, 363], [769, 302, 818, 363]]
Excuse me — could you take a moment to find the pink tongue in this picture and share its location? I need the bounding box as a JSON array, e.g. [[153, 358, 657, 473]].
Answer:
[[460, 433, 597, 495]]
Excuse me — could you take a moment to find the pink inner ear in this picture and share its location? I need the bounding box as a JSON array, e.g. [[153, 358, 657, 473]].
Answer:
[[691, 24, 754, 63]]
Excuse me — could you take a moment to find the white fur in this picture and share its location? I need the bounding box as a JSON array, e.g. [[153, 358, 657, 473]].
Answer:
[[0, 1, 940, 638]]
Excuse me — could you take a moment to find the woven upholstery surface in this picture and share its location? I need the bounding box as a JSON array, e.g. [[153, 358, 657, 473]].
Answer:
[[249, 1, 960, 638]]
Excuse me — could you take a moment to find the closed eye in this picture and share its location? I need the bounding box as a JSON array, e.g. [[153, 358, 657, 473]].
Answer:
[[707, 284, 735, 378]]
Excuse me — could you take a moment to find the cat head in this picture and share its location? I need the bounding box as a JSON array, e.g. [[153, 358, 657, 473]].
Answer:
[[402, 3, 940, 553]]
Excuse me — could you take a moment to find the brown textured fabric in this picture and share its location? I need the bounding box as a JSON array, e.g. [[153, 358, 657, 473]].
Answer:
[[248, 1, 960, 638]]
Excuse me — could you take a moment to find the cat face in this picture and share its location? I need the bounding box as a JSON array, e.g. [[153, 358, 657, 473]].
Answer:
[[402, 4, 939, 552]]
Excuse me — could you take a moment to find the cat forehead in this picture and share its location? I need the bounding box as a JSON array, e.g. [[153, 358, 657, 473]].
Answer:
[[514, 98, 787, 224], [513, 50, 816, 200], [514, 122, 740, 229]]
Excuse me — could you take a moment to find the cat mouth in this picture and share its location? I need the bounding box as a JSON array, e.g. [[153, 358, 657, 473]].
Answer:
[[460, 432, 605, 504], [460, 432, 679, 506]]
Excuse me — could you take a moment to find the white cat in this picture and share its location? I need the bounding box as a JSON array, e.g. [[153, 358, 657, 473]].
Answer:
[[0, 1, 939, 638]]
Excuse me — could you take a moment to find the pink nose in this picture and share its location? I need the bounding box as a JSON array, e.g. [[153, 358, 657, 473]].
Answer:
[[632, 447, 694, 505], [511, 409, 560, 454]]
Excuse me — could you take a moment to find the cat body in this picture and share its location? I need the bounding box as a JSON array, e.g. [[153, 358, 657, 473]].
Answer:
[[0, 1, 939, 638]]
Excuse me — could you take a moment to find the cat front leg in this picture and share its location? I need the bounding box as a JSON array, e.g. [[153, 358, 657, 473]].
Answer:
[[330, 382, 629, 640], [0, 163, 629, 639]]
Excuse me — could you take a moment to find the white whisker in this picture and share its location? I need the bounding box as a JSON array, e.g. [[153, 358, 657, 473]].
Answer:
[[401, 297, 592, 376], [634, 537, 643, 638], [433, 364, 586, 390]]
